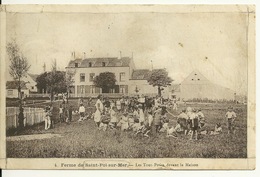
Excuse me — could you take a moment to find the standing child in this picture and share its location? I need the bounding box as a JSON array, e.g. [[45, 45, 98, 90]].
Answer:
[[59, 104, 64, 123], [147, 111, 153, 127], [197, 108, 206, 129], [116, 98, 121, 112], [94, 95, 104, 127], [67, 105, 73, 122], [177, 109, 189, 135], [78, 103, 85, 122], [138, 104, 145, 125], [153, 107, 162, 133], [44, 106, 51, 130], [109, 106, 118, 129], [225, 106, 237, 134], [190, 108, 199, 140]]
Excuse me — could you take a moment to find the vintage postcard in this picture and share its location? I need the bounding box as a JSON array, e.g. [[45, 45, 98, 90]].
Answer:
[[0, 4, 255, 169]]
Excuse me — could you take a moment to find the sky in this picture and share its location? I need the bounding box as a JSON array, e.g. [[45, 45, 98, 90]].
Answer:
[[6, 10, 248, 94]]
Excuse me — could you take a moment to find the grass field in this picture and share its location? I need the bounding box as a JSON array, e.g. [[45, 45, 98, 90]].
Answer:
[[6, 100, 247, 158]]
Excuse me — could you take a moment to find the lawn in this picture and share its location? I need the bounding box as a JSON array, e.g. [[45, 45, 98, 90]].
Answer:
[[6, 100, 247, 158]]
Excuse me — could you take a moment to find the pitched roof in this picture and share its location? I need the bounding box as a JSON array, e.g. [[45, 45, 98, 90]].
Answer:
[[169, 84, 181, 92], [27, 73, 38, 82], [67, 57, 131, 68], [6, 81, 28, 90], [131, 69, 151, 80], [181, 70, 210, 84]]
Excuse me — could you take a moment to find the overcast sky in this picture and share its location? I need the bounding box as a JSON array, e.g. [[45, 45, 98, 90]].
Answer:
[[6, 10, 248, 94]]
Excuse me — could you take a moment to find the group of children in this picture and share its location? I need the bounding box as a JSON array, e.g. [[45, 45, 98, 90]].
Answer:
[[45, 94, 238, 140], [75, 94, 238, 140]]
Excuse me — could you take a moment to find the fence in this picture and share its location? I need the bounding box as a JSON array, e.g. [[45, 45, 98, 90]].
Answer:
[[69, 93, 157, 98], [28, 93, 50, 98], [6, 107, 46, 130]]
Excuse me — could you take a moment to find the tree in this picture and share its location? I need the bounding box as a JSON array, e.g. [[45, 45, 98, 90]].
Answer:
[[147, 69, 173, 96], [36, 72, 48, 93], [65, 68, 75, 100], [7, 40, 30, 128], [93, 72, 116, 93], [46, 71, 67, 101]]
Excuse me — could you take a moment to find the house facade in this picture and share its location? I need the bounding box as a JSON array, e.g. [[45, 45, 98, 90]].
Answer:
[[6, 81, 29, 98], [66, 56, 168, 97], [22, 73, 38, 93], [168, 70, 236, 101]]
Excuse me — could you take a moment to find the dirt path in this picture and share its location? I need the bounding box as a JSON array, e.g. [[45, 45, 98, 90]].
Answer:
[[7, 133, 62, 141]]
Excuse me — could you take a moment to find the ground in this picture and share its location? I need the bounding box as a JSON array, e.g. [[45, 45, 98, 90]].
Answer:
[[6, 99, 247, 158]]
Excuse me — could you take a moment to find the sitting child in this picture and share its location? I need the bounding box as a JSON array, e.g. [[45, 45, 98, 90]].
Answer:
[[159, 116, 169, 133], [128, 113, 135, 130], [99, 110, 111, 131], [117, 112, 129, 131], [132, 119, 141, 132], [210, 123, 222, 135]]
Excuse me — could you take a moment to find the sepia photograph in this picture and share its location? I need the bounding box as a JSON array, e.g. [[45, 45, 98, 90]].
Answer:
[[0, 4, 255, 169]]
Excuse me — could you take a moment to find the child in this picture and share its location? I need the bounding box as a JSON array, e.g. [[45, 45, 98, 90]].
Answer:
[[78, 103, 85, 122], [116, 98, 121, 111], [225, 106, 237, 134], [44, 106, 51, 130], [132, 119, 141, 132], [159, 115, 169, 133], [128, 113, 135, 130], [153, 107, 162, 133], [190, 108, 199, 140], [94, 95, 103, 127], [59, 104, 64, 123], [186, 107, 193, 135], [138, 104, 145, 125], [118, 112, 129, 131], [67, 105, 73, 122], [109, 106, 118, 129], [197, 108, 205, 128], [210, 123, 223, 135], [147, 111, 153, 127], [99, 110, 110, 131]]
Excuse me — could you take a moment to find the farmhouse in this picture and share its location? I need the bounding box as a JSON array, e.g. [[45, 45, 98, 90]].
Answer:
[[6, 81, 29, 98], [66, 54, 236, 101], [22, 73, 38, 93], [168, 70, 236, 101], [66, 55, 163, 97]]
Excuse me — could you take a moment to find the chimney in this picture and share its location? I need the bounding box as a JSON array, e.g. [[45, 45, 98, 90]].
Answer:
[[119, 51, 122, 59]]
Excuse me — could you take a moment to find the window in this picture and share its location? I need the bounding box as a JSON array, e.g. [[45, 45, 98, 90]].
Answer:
[[195, 73, 197, 75], [7, 90, 13, 96], [102, 62, 106, 67], [31, 86, 34, 90], [192, 79, 194, 81], [90, 85, 95, 93], [89, 73, 95, 82], [198, 79, 200, 81], [120, 85, 125, 93], [89, 62, 92, 67], [119, 72, 125, 82], [75, 63, 78, 67], [80, 73, 85, 82]]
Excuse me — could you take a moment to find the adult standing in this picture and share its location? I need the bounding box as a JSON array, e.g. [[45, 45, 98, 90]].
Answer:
[[94, 94, 104, 127]]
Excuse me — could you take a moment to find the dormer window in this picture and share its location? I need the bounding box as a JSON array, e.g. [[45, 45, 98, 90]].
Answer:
[[89, 62, 92, 67], [75, 63, 78, 67], [102, 62, 106, 67]]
